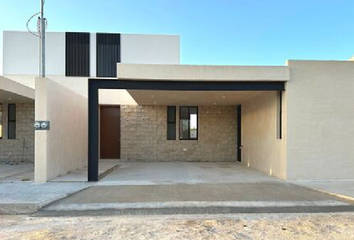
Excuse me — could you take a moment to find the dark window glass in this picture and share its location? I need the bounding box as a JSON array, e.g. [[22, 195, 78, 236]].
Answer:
[[0, 104, 3, 139], [8, 104, 16, 139], [65, 32, 90, 77], [277, 91, 282, 139], [96, 33, 121, 77], [180, 106, 189, 119], [167, 106, 176, 140], [179, 106, 198, 140]]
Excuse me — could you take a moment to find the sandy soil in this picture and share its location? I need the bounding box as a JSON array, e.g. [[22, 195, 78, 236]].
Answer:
[[0, 213, 354, 240]]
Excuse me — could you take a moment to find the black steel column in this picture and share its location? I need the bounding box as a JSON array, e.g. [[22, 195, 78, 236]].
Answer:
[[237, 105, 242, 162], [88, 80, 99, 181]]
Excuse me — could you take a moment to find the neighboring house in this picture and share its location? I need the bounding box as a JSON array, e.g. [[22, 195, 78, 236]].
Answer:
[[0, 31, 354, 182]]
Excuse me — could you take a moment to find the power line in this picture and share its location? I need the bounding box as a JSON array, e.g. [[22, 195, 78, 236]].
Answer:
[[26, 12, 41, 38]]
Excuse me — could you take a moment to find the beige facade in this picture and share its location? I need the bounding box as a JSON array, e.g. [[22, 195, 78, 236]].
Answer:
[[121, 105, 237, 162], [35, 78, 88, 183], [286, 60, 354, 180], [3, 58, 354, 182], [241, 92, 287, 179]]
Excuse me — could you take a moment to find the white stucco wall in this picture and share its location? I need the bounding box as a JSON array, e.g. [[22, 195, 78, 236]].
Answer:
[[286, 60, 354, 180], [35, 77, 87, 182], [3, 31, 65, 77], [241, 91, 287, 179], [120, 34, 180, 64]]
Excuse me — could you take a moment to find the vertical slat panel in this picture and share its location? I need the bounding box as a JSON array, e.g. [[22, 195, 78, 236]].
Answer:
[[96, 33, 121, 77], [65, 32, 90, 77]]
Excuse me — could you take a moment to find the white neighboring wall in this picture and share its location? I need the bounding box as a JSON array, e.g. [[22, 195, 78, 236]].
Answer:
[[3, 31, 65, 76], [35, 77, 87, 182], [120, 34, 180, 64]]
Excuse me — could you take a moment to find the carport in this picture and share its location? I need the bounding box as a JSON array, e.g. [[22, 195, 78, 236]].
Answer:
[[88, 64, 289, 181]]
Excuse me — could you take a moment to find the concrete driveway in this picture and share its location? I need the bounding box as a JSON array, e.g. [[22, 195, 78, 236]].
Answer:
[[0, 164, 34, 182], [42, 182, 354, 215], [99, 161, 279, 185]]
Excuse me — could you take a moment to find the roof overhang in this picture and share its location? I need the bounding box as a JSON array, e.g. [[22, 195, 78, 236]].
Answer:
[[0, 76, 34, 103], [112, 63, 288, 105], [116, 63, 290, 82]]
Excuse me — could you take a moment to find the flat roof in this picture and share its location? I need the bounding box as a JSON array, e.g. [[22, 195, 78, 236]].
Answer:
[[117, 63, 290, 82]]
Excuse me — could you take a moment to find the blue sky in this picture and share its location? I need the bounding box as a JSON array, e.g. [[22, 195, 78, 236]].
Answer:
[[0, 0, 353, 67]]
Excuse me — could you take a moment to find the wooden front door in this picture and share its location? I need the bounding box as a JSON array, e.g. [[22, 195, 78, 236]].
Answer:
[[100, 105, 120, 159]]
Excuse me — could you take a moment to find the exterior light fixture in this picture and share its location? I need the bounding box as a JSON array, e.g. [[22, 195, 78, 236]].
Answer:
[[34, 121, 50, 130]]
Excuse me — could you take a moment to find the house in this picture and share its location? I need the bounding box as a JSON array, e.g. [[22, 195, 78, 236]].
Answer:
[[1, 31, 354, 182]]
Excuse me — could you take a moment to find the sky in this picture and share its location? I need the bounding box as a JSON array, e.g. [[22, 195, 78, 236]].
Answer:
[[0, 0, 353, 70]]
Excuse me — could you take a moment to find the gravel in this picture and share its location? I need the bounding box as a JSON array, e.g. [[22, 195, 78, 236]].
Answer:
[[0, 212, 354, 240]]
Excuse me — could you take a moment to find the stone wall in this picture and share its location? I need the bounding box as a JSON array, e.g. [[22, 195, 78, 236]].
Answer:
[[0, 103, 34, 164], [120, 105, 237, 162]]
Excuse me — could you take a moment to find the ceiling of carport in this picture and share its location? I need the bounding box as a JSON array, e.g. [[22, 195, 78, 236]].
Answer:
[[127, 90, 267, 106]]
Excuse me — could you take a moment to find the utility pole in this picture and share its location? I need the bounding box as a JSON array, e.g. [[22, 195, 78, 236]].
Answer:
[[39, 0, 46, 77]]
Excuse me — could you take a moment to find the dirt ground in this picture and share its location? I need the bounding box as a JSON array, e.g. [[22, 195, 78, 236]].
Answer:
[[0, 212, 354, 240]]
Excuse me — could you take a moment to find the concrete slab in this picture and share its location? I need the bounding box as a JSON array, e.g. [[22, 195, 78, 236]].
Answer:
[[0, 164, 34, 182], [99, 162, 278, 185], [50, 160, 119, 182], [43, 183, 353, 214], [0, 182, 90, 214], [292, 181, 354, 202]]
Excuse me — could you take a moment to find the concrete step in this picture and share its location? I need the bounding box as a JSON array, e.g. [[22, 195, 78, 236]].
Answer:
[[0, 182, 90, 214]]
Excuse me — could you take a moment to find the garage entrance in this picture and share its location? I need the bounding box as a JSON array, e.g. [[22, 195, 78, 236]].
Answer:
[[88, 79, 285, 181]]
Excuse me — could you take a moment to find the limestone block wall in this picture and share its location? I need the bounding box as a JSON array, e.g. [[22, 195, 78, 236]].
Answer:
[[0, 103, 34, 164], [120, 105, 237, 162]]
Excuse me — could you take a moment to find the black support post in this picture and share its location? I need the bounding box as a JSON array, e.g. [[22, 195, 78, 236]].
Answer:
[[88, 80, 99, 181]]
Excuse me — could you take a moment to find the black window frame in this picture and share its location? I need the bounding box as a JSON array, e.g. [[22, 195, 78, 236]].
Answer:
[[179, 106, 198, 140], [0, 103, 3, 139], [277, 91, 282, 140], [7, 104, 16, 139], [167, 106, 176, 140]]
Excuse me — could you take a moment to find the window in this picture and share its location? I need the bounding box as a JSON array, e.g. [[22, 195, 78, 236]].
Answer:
[[276, 91, 282, 139], [96, 33, 121, 77], [179, 106, 198, 140], [8, 104, 16, 139], [0, 104, 3, 139], [65, 32, 90, 77], [167, 106, 176, 140]]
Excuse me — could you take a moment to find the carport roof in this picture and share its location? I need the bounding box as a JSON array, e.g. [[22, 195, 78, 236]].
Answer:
[[0, 76, 34, 103], [116, 63, 290, 82]]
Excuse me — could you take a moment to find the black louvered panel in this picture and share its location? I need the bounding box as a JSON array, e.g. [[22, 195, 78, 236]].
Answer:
[[65, 32, 90, 77], [96, 33, 121, 77]]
